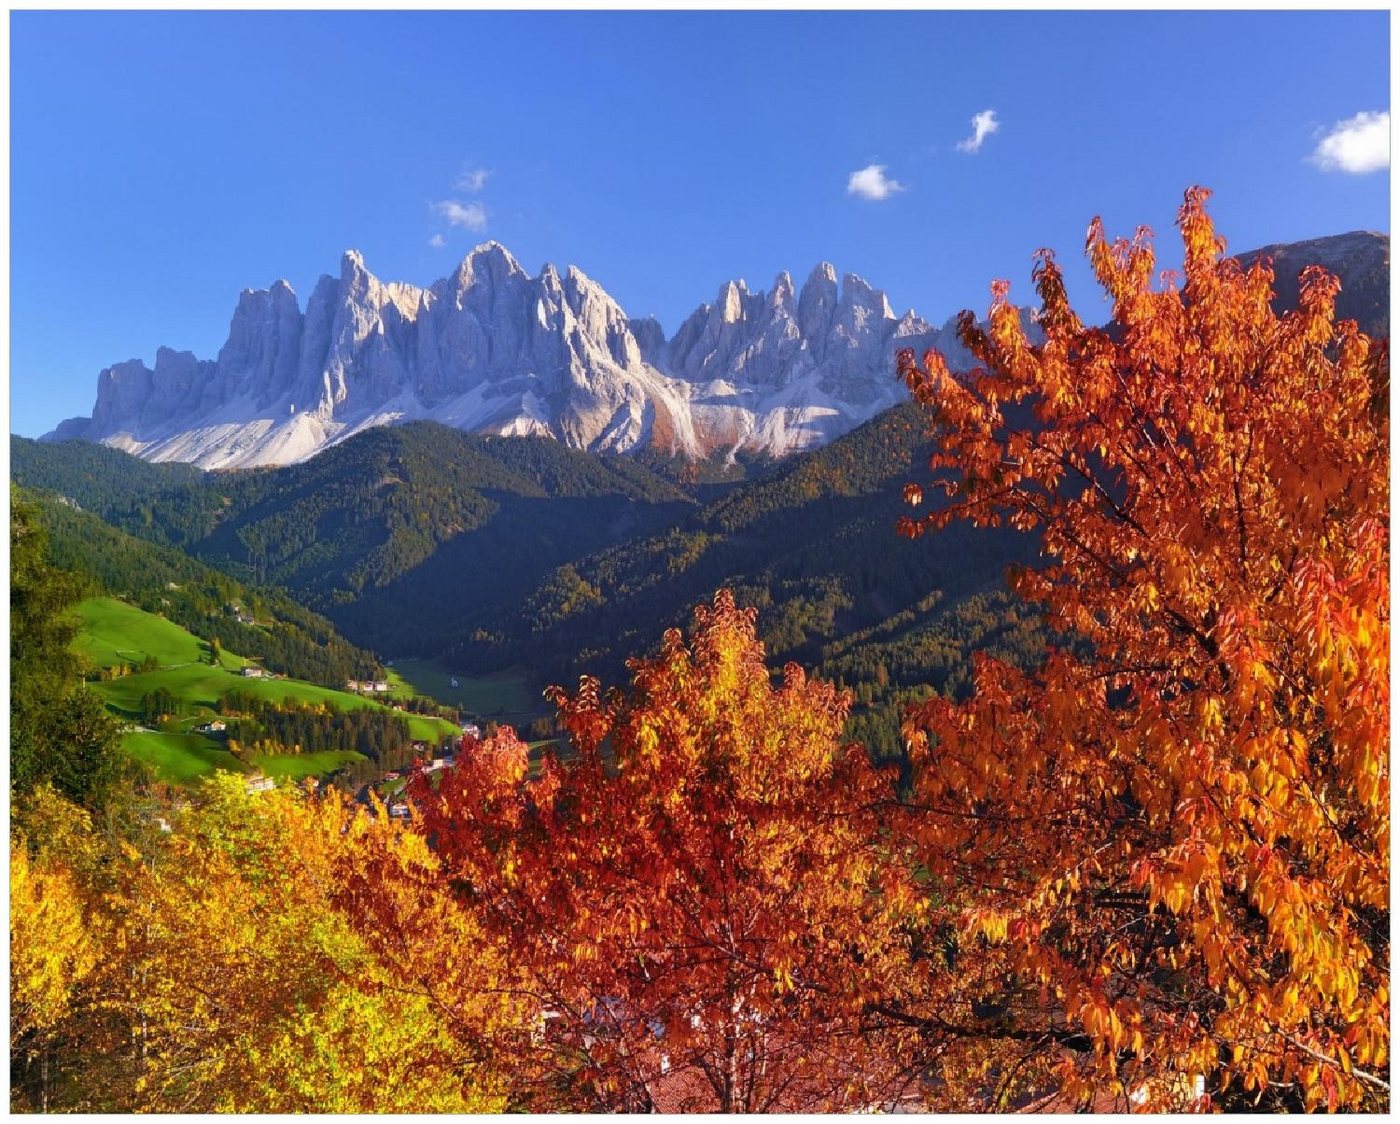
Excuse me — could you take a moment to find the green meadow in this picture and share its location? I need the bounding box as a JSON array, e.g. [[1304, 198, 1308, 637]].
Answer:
[[386, 658, 542, 723], [75, 596, 239, 671], [122, 730, 244, 786], [75, 597, 456, 784], [249, 749, 367, 781]]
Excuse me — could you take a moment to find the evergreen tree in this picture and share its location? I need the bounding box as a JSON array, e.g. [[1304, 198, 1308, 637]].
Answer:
[[11, 489, 122, 808]]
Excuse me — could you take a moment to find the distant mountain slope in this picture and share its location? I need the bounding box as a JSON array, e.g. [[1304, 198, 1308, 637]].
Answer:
[[1235, 230, 1389, 338], [12, 435, 227, 548], [13, 434, 204, 497], [440, 403, 1043, 694], [15, 423, 698, 657], [18, 485, 385, 689], [185, 425, 700, 657]]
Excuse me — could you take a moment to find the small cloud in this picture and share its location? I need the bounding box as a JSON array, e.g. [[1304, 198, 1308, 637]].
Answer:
[[847, 164, 906, 201], [1309, 110, 1389, 174], [455, 166, 492, 193], [956, 109, 1000, 154], [428, 233, 446, 248], [434, 199, 488, 231]]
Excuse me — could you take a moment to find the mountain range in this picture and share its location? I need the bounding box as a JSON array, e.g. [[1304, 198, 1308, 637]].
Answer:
[[46, 245, 985, 469], [45, 231, 1388, 470]]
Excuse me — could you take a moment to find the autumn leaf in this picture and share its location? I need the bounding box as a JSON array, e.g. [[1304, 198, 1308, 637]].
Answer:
[[896, 186, 1389, 1111]]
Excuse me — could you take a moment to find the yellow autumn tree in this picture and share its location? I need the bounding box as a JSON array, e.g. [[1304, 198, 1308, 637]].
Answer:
[[9, 775, 530, 1112], [9, 785, 112, 1112], [10, 846, 93, 1045], [896, 188, 1388, 1110], [10, 844, 98, 1110], [120, 775, 532, 1112]]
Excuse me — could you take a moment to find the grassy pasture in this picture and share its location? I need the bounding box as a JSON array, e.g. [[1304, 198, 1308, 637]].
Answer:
[[386, 658, 542, 723], [75, 598, 455, 783], [122, 730, 244, 786], [249, 750, 367, 780], [75, 596, 236, 670]]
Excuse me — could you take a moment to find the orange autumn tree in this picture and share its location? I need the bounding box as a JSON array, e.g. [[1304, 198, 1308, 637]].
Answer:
[[895, 187, 1388, 1110], [410, 590, 925, 1112]]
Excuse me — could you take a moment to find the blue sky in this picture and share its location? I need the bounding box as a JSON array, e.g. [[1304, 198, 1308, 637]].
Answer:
[[10, 9, 1390, 437]]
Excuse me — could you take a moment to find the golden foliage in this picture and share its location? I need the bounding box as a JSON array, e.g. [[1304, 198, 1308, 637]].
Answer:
[[9, 777, 522, 1112], [10, 838, 96, 1046]]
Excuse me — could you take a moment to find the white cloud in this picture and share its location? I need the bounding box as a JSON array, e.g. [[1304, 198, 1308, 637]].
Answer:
[[1310, 110, 1389, 174], [956, 109, 1000, 154], [434, 199, 488, 231], [455, 166, 492, 193], [428, 233, 446, 248], [847, 164, 906, 201]]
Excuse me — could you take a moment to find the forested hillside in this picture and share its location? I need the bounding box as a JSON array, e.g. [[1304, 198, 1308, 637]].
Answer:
[[12, 436, 228, 547], [15, 409, 1051, 757], [18, 487, 383, 689], [441, 403, 1046, 754], [15, 424, 697, 656]]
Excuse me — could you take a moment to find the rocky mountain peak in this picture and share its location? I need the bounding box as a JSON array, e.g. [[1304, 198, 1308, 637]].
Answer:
[[717, 279, 748, 324], [563, 262, 597, 289], [798, 263, 840, 339], [628, 316, 667, 366], [465, 241, 524, 279], [839, 273, 894, 319], [45, 230, 1385, 471]]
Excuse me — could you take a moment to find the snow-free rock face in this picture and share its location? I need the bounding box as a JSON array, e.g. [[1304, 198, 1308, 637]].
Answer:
[[50, 243, 967, 469], [46, 231, 1388, 469], [659, 266, 955, 454]]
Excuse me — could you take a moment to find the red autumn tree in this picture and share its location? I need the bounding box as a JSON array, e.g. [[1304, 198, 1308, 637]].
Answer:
[[410, 590, 926, 1112], [895, 187, 1388, 1110]]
